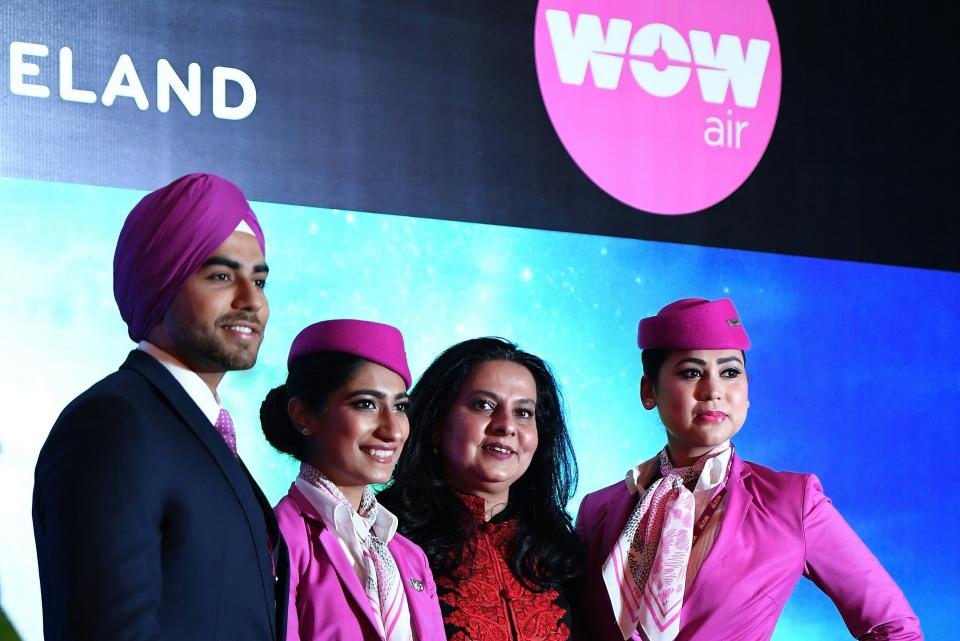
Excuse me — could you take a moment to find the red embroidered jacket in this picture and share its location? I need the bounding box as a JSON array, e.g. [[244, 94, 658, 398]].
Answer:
[[436, 493, 572, 641]]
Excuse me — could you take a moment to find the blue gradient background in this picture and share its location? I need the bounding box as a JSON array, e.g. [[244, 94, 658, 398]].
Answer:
[[1, 177, 955, 640]]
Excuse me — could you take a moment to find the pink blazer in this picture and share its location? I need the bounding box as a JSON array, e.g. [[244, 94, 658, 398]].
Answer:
[[276, 485, 446, 641], [574, 454, 922, 641]]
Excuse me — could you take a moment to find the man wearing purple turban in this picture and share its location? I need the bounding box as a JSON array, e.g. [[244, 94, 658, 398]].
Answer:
[[33, 174, 289, 641]]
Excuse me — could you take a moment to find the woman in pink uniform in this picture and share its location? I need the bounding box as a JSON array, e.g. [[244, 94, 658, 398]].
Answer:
[[260, 319, 445, 641], [575, 298, 922, 641]]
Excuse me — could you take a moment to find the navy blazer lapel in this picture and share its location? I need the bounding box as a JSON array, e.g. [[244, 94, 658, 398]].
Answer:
[[241, 459, 289, 639], [121, 350, 278, 636], [122, 350, 241, 471], [683, 453, 753, 603]]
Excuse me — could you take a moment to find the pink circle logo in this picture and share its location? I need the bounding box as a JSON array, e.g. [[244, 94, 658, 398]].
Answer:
[[534, 0, 781, 215]]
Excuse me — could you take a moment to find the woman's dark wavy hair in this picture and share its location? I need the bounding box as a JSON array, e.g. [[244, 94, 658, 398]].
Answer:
[[377, 337, 583, 589]]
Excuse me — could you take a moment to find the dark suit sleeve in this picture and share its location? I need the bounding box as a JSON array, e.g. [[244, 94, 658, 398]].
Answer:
[[33, 393, 163, 641], [801, 474, 923, 640]]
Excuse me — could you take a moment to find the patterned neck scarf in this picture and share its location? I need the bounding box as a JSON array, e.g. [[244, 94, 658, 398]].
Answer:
[[298, 463, 413, 641], [602, 441, 732, 641]]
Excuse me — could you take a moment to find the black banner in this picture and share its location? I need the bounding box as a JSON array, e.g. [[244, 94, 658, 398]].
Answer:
[[1, 1, 957, 271]]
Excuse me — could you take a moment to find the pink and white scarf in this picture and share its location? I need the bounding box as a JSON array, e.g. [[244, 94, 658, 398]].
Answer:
[[299, 464, 413, 641], [601, 442, 731, 641]]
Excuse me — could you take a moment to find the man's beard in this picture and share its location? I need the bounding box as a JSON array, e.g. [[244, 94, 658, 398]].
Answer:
[[169, 316, 263, 373]]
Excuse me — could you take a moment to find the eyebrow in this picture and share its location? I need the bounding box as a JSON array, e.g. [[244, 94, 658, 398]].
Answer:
[[345, 389, 410, 400], [201, 256, 270, 273], [674, 356, 743, 367], [471, 389, 536, 405]]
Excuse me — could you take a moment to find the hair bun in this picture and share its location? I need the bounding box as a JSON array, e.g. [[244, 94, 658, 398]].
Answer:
[[260, 384, 301, 458]]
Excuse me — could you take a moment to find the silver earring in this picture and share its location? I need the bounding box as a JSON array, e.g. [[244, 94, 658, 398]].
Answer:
[[300, 428, 311, 436]]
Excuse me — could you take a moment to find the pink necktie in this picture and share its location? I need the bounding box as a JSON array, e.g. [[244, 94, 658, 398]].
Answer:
[[215, 408, 238, 457]]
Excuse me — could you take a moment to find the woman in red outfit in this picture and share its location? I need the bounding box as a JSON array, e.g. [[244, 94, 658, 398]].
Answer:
[[379, 337, 583, 641]]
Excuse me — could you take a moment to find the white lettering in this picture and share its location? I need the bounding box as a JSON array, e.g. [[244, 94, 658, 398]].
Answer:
[[59, 47, 96, 103], [736, 119, 749, 146], [157, 59, 200, 115], [545, 10, 631, 89], [629, 23, 691, 98], [704, 110, 749, 148], [704, 116, 724, 147], [10, 41, 50, 98], [212, 66, 256, 120], [101, 54, 149, 110], [8, 42, 255, 120], [689, 31, 770, 108], [545, 13, 771, 107]]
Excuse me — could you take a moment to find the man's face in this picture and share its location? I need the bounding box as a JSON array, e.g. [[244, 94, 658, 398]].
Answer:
[[151, 231, 269, 374]]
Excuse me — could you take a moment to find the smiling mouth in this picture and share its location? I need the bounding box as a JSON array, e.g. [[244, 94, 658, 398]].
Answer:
[[224, 324, 254, 334], [360, 447, 396, 462], [221, 323, 260, 339], [481, 444, 515, 456]]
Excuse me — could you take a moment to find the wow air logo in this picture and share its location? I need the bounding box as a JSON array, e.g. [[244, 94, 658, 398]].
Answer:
[[534, 1, 781, 215]]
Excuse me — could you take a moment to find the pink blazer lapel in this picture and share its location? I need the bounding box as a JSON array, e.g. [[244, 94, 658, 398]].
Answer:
[[683, 454, 753, 602], [318, 528, 384, 636], [289, 487, 384, 639], [598, 456, 659, 559], [598, 487, 640, 560], [392, 545, 436, 641]]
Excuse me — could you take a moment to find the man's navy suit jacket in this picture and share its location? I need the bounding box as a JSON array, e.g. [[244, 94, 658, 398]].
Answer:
[[33, 349, 289, 641]]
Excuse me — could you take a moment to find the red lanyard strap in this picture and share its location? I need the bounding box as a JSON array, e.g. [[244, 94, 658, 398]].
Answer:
[[691, 453, 734, 545]]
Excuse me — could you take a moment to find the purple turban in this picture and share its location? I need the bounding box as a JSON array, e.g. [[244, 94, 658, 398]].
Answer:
[[113, 173, 266, 342]]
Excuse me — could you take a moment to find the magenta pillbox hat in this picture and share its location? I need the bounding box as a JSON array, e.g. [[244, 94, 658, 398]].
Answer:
[[638, 298, 750, 350], [113, 173, 265, 342], [288, 319, 412, 388]]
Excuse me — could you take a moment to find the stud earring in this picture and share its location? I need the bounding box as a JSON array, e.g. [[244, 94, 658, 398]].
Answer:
[[643, 399, 654, 409], [300, 428, 311, 436]]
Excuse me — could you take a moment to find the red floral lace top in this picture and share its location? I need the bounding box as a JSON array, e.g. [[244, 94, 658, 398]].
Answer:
[[436, 493, 572, 641]]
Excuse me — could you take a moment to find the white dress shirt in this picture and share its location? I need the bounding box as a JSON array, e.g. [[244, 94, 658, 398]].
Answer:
[[294, 477, 400, 582], [138, 340, 221, 425], [294, 477, 416, 640]]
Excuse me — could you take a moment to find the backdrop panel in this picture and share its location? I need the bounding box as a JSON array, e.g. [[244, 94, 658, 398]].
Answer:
[[1, 177, 956, 640], [1, 1, 958, 270], [2, 1, 957, 639]]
